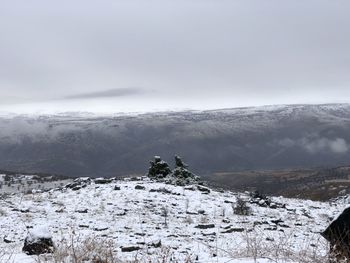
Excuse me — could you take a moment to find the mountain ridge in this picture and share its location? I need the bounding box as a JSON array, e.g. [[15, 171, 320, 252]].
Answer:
[[0, 103, 350, 178]]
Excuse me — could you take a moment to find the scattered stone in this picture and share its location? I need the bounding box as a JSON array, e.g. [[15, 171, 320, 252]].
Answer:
[[66, 178, 91, 190], [114, 186, 121, 190], [121, 246, 141, 252], [4, 237, 14, 243], [76, 208, 88, 213], [195, 224, 215, 229], [94, 178, 112, 184], [301, 209, 313, 219], [202, 232, 216, 236], [184, 186, 196, 191], [186, 211, 198, 215], [12, 208, 30, 213], [249, 191, 285, 209], [74, 177, 91, 183], [271, 219, 284, 225], [264, 226, 277, 231], [93, 226, 109, 231], [221, 225, 232, 230], [135, 185, 146, 190], [221, 228, 245, 233], [149, 188, 172, 194], [197, 185, 210, 193], [148, 240, 162, 248], [254, 221, 269, 226], [269, 203, 278, 209], [130, 177, 142, 181], [65, 182, 80, 190], [279, 224, 291, 228]]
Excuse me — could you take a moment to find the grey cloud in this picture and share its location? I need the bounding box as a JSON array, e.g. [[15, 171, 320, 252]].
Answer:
[[302, 137, 349, 154], [0, 117, 83, 144], [278, 136, 349, 154], [64, 88, 146, 100]]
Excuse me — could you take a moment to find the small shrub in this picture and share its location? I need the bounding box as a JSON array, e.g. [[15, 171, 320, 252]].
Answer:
[[38, 235, 119, 263], [0, 208, 7, 216], [161, 206, 169, 227], [233, 197, 251, 216], [184, 215, 194, 224]]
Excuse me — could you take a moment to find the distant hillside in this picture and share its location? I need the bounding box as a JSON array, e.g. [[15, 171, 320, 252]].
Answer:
[[0, 104, 350, 179], [207, 166, 350, 201]]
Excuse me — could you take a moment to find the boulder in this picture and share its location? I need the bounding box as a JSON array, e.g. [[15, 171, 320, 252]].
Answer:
[[322, 207, 350, 261], [22, 226, 54, 255]]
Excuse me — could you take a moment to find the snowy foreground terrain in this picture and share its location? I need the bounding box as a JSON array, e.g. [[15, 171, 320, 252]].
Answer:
[[0, 177, 347, 263]]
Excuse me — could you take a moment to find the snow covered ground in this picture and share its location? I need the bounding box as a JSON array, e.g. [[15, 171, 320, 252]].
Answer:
[[0, 177, 346, 262]]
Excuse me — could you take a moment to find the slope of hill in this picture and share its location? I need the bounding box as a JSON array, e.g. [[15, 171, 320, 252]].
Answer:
[[209, 166, 350, 201], [0, 171, 71, 195], [0, 177, 346, 262], [0, 104, 350, 178]]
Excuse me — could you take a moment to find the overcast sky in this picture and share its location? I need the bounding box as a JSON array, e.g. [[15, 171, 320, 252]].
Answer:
[[1, 0, 350, 113]]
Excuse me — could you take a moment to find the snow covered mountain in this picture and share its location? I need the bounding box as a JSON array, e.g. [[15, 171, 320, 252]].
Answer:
[[0, 104, 350, 178], [0, 176, 346, 262]]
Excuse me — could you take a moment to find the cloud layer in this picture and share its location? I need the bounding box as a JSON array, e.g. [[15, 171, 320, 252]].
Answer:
[[64, 88, 145, 100], [0, 0, 350, 113], [279, 136, 349, 154]]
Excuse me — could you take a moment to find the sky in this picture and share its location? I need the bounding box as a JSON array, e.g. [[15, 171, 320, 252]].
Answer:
[[0, 0, 350, 114]]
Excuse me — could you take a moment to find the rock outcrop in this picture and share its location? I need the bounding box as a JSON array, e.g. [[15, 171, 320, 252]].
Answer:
[[147, 155, 199, 185], [148, 156, 172, 178]]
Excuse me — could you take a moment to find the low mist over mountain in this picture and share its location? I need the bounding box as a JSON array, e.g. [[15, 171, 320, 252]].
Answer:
[[1, 104, 350, 178]]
